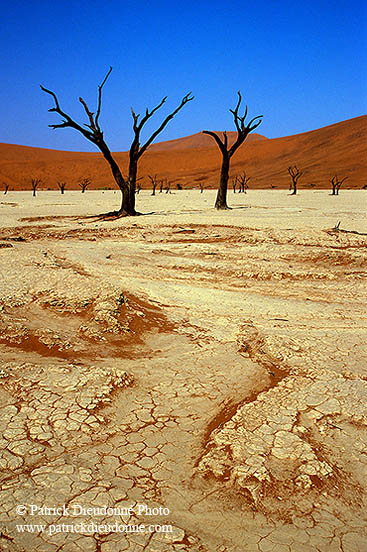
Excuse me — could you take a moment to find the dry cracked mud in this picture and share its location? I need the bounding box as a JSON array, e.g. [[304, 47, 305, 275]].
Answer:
[[0, 190, 366, 552]]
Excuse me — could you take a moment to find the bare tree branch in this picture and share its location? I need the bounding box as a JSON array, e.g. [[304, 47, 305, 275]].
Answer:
[[79, 97, 96, 131], [288, 166, 303, 194], [330, 174, 348, 195], [202, 130, 226, 153], [137, 92, 194, 157], [202, 91, 262, 209], [40, 85, 96, 141], [95, 66, 112, 130]]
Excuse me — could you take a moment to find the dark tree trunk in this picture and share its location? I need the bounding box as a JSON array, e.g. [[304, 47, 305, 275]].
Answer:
[[128, 157, 138, 213], [288, 166, 302, 195], [99, 145, 135, 215], [215, 155, 230, 209], [149, 175, 157, 196], [203, 92, 262, 211], [330, 176, 346, 197]]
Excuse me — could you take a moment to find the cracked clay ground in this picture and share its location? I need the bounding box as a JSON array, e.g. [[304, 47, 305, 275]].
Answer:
[[0, 190, 366, 552]]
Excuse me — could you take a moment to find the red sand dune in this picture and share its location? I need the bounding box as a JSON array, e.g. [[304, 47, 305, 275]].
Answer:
[[0, 116, 366, 191]]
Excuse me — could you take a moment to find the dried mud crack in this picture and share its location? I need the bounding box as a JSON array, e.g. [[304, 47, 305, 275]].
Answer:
[[0, 191, 366, 552]]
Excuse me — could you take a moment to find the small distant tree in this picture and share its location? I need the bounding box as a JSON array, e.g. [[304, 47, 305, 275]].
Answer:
[[232, 176, 238, 193], [79, 177, 91, 193], [31, 178, 41, 197], [148, 175, 158, 195], [165, 180, 171, 194], [58, 181, 66, 194], [330, 175, 347, 196], [238, 172, 250, 193], [288, 166, 303, 195], [3, 182, 9, 195], [203, 92, 262, 209], [176, 183, 183, 190], [199, 182, 204, 193], [159, 180, 163, 193]]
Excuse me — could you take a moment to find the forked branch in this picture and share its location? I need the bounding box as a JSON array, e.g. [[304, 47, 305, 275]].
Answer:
[[288, 166, 303, 195], [131, 92, 194, 158], [203, 91, 263, 159], [288, 166, 303, 181], [202, 91, 262, 209], [330, 175, 348, 195], [40, 66, 113, 145]]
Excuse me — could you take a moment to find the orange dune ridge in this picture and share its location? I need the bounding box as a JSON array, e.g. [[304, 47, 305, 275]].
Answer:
[[0, 116, 366, 191]]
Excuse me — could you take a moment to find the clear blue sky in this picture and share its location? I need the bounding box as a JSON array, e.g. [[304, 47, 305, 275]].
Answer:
[[0, 0, 366, 151]]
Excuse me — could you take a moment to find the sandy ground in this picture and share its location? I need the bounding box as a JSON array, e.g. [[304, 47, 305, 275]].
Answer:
[[0, 189, 366, 552]]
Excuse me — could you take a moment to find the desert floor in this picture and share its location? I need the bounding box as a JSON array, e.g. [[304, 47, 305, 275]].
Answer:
[[0, 190, 366, 552]]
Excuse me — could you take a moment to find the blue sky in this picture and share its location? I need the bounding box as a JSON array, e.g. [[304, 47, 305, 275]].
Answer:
[[0, 0, 366, 151]]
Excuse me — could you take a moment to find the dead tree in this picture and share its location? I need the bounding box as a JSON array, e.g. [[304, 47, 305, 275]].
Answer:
[[41, 68, 193, 216], [232, 176, 238, 193], [288, 166, 303, 195], [199, 182, 204, 193], [79, 177, 91, 193], [57, 181, 66, 194], [129, 95, 193, 208], [148, 175, 158, 195], [203, 92, 262, 209], [165, 180, 171, 194], [330, 175, 347, 195], [31, 178, 41, 197], [159, 180, 164, 193], [238, 172, 250, 193], [3, 182, 9, 195]]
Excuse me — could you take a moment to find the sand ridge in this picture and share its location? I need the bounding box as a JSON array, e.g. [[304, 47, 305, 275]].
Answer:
[[0, 116, 366, 192]]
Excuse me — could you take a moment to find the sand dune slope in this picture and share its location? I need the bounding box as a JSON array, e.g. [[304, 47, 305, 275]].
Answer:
[[0, 116, 366, 191]]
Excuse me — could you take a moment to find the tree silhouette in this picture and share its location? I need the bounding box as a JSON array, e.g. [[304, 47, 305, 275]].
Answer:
[[31, 178, 41, 197], [203, 92, 262, 209], [330, 175, 347, 195], [238, 172, 250, 193], [288, 166, 303, 195], [78, 177, 91, 193], [58, 181, 66, 194], [41, 68, 193, 216], [148, 175, 158, 196], [232, 176, 238, 193]]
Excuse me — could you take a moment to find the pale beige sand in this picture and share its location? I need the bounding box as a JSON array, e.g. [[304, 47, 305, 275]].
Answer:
[[0, 190, 366, 552]]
